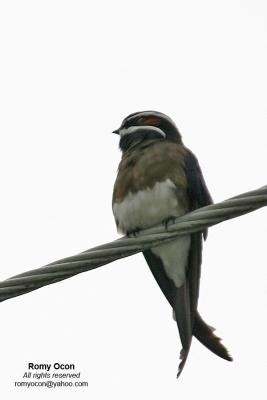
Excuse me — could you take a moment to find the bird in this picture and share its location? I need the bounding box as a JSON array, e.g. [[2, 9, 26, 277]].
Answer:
[[112, 110, 232, 377]]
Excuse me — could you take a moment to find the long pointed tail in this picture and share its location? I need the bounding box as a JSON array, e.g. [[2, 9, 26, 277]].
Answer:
[[174, 283, 193, 378], [193, 312, 233, 361]]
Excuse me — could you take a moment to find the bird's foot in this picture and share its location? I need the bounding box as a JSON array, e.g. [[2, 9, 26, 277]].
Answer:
[[126, 227, 141, 238], [162, 216, 176, 230]]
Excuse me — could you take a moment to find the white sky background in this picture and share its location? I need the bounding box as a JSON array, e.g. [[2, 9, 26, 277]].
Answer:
[[0, 0, 267, 398]]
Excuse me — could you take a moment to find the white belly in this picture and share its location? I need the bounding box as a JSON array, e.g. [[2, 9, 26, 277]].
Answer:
[[113, 179, 190, 287], [113, 179, 181, 233], [151, 236, 191, 287]]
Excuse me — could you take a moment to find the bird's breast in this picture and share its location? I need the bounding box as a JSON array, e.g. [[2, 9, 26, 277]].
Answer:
[[113, 178, 184, 233], [113, 177, 191, 287], [112, 141, 191, 288]]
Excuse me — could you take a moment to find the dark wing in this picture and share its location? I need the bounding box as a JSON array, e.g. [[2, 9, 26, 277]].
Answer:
[[184, 149, 213, 208], [181, 149, 211, 372], [184, 149, 213, 238], [143, 148, 231, 378], [184, 149, 232, 362]]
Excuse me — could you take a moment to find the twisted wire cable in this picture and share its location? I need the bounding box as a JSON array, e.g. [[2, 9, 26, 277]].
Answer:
[[1, 186, 266, 303]]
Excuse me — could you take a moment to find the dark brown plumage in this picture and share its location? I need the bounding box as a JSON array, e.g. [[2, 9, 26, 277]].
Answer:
[[113, 140, 188, 209]]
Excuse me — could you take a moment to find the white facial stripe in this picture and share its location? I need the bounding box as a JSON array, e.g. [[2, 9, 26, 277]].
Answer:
[[119, 125, 166, 138]]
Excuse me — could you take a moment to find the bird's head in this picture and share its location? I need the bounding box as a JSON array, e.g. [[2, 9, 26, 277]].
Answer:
[[113, 111, 182, 152]]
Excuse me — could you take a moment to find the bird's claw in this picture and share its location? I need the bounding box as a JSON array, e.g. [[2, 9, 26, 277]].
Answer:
[[162, 216, 176, 230], [126, 227, 141, 238]]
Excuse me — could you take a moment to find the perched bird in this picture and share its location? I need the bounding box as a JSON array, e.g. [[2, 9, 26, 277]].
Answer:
[[112, 111, 232, 377]]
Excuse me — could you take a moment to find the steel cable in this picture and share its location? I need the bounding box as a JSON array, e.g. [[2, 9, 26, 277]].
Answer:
[[1, 185, 266, 303]]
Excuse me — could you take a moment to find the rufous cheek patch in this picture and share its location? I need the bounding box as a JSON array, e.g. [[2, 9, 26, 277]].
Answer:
[[143, 117, 161, 126]]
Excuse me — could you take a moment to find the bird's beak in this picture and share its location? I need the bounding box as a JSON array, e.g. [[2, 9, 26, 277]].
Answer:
[[112, 129, 120, 135]]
